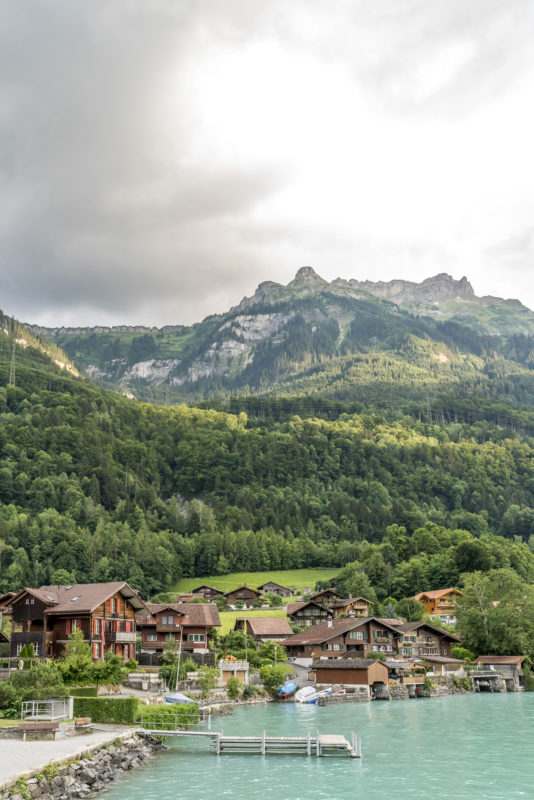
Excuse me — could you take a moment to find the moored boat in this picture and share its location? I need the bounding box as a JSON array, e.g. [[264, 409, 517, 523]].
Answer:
[[277, 681, 298, 698], [295, 685, 317, 703]]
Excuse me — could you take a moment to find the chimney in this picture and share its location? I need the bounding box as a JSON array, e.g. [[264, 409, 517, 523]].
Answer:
[[327, 619, 333, 628]]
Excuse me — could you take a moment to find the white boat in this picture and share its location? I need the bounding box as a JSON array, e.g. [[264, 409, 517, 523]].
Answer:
[[295, 686, 317, 703]]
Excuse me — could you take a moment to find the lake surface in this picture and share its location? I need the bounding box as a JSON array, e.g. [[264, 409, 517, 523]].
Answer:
[[103, 694, 533, 800]]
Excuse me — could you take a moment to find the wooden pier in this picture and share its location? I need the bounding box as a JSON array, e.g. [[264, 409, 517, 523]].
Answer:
[[138, 726, 361, 758]]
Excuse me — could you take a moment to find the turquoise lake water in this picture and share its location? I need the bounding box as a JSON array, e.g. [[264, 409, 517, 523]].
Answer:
[[103, 694, 533, 800]]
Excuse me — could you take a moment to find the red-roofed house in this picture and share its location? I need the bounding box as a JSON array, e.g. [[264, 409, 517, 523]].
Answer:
[[137, 602, 221, 656], [9, 583, 147, 661], [413, 588, 462, 624]]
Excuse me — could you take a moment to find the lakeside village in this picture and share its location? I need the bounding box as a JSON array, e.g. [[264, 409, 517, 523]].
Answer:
[[0, 579, 530, 797]]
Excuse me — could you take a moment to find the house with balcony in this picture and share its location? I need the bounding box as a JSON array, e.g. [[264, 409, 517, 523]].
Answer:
[[286, 600, 333, 628], [256, 581, 293, 597], [395, 621, 461, 658], [413, 588, 462, 624], [137, 602, 221, 656], [331, 596, 372, 618], [191, 586, 225, 601], [224, 586, 263, 608], [309, 588, 343, 606], [9, 582, 146, 661], [282, 617, 402, 660]]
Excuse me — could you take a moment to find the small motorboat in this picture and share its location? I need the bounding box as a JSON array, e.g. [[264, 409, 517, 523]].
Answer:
[[304, 687, 333, 704], [295, 686, 317, 703], [165, 691, 195, 704], [277, 681, 298, 698]]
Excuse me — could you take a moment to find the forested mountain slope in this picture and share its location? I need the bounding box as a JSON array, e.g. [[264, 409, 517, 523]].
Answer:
[[1, 330, 534, 599], [28, 269, 534, 406]]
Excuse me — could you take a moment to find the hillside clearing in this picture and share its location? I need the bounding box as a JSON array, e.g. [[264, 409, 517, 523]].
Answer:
[[172, 568, 338, 595]]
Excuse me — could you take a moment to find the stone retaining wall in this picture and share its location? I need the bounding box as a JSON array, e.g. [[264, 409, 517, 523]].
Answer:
[[318, 693, 370, 706], [0, 734, 163, 800]]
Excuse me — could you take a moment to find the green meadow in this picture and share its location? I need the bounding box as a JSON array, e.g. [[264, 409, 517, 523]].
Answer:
[[172, 568, 338, 595]]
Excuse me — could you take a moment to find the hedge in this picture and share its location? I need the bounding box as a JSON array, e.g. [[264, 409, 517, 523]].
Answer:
[[73, 696, 138, 724], [137, 703, 200, 730], [69, 686, 98, 698]]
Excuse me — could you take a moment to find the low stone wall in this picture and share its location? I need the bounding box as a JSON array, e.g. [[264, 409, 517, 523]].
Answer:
[[418, 675, 476, 698], [0, 734, 163, 800], [318, 693, 370, 706], [389, 685, 409, 701]]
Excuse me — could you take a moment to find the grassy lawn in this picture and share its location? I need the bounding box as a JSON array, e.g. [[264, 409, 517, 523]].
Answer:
[[0, 719, 20, 727], [172, 568, 338, 595], [218, 608, 289, 635]]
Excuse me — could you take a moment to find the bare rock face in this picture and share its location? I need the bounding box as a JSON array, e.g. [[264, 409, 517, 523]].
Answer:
[[288, 266, 328, 287], [332, 273, 475, 306]]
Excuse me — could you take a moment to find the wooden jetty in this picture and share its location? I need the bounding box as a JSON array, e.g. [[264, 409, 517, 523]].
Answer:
[[138, 726, 361, 758]]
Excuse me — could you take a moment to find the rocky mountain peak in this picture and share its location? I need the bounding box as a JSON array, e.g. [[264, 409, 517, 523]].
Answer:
[[288, 266, 327, 287]]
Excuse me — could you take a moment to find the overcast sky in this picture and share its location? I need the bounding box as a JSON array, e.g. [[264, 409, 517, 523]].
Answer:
[[1, 0, 534, 326]]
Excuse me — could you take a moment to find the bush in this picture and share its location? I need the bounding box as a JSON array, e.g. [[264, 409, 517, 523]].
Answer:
[[124, 659, 138, 672], [259, 664, 294, 694], [136, 702, 200, 730], [366, 651, 387, 662], [226, 676, 241, 699], [73, 696, 138, 724], [242, 684, 259, 700], [451, 647, 476, 662]]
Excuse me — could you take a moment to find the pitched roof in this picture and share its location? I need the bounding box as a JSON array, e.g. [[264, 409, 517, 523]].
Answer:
[[414, 588, 461, 601], [282, 617, 401, 646], [310, 589, 342, 600], [142, 602, 221, 627], [315, 659, 387, 671], [397, 621, 461, 640], [0, 630, 9, 643], [331, 596, 371, 608], [422, 655, 465, 664], [192, 586, 224, 595], [286, 600, 330, 615], [243, 617, 293, 636], [256, 582, 291, 592], [224, 586, 262, 598], [475, 655, 525, 665], [14, 583, 148, 615]]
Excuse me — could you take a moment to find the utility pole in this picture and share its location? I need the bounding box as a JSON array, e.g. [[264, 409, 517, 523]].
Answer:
[[174, 622, 183, 692]]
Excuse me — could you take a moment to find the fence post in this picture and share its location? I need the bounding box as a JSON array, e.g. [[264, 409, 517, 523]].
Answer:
[[67, 696, 74, 719]]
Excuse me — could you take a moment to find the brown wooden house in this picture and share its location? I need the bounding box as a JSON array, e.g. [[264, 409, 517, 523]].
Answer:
[[286, 600, 333, 628], [9, 582, 146, 661], [137, 602, 221, 655], [331, 596, 372, 618], [395, 621, 461, 658], [256, 582, 293, 597], [282, 617, 402, 660], [224, 586, 262, 608], [309, 588, 343, 606], [191, 585, 225, 601]]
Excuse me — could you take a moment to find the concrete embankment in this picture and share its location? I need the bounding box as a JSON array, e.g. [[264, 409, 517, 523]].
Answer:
[[0, 732, 163, 800]]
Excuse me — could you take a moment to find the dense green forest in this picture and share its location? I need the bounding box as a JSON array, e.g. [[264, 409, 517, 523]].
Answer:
[[2, 315, 534, 601]]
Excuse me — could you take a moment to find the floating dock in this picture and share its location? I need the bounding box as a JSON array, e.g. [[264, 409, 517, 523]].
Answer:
[[138, 727, 361, 758]]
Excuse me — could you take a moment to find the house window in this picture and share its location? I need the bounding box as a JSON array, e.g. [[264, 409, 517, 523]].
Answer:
[[165, 633, 174, 641], [188, 634, 205, 642], [349, 631, 367, 640], [94, 643, 100, 659], [72, 619, 78, 630], [94, 619, 100, 635], [16, 643, 23, 655], [111, 598, 117, 613], [162, 615, 175, 625], [147, 633, 157, 641]]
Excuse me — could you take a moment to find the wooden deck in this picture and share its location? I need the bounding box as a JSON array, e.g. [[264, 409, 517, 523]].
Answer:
[[139, 727, 361, 757]]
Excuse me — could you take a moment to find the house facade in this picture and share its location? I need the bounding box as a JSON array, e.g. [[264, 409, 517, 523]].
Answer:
[[413, 588, 462, 624], [9, 582, 146, 661], [224, 586, 262, 608], [191, 586, 225, 601], [282, 617, 402, 660], [309, 589, 343, 606], [331, 596, 372, 618], [137, 602, 220, 655], [396, 622, 460, 658], [256, 582, 292, 597], [286, 601, 333, 628]]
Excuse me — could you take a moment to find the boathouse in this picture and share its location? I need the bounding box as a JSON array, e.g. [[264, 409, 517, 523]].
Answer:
[[315, 658, 388, 687]]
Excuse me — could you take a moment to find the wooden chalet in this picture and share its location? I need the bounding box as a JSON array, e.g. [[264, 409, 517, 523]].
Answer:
[[413, 588, 462, 624], [286, 600, 333, 628], [330, 596, 372, 618], [256, 581, 292, 597], [315, 658, 388, 687], [137, 602, 221, 655], [191, 585, 225, 601], [224, 586, 262, 608], [309, 588, 343, 606], [0, 592, 16, 615], [395, 621, 461, 658], [282, 617, 402, 660], [9, 582, 146, 661], [233, 617, 293, 643], [423, 655, 466, 675]]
